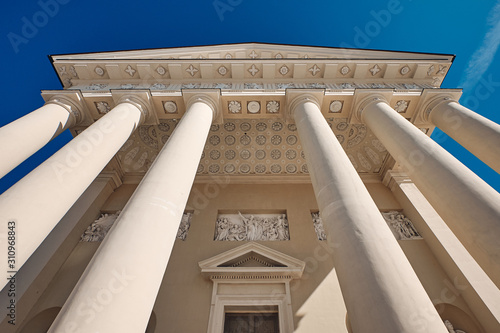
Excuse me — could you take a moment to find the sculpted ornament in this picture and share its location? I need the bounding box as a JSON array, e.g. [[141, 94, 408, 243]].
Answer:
[[394, 100, 409, 113], [340, 65, 350, 75], [215, 212, 290, 241], [163, 101, 177, 114], [228, 101, 242, 113], [444, 320, 467, 333], [311, 212, 327, 240], [81, 212, 121, 242], [400, 65, 411, 75], [95, 101, 111, 114], [369, 64, 381, 76], [94, 66, 105, 76], [309, 64, 321, 76], [176, 212, 193, 241], [266, 100, 280, 113], [381, 211, 422, 240]]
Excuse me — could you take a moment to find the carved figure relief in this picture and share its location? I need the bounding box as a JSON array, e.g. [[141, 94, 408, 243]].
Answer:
[[176, 212, 192, 241], [215, 212, 290, 241], [81, 212, 120, 242], [444, 320, 467, 333], [311, 212, 327, 240], [381, 211, 422, 240]]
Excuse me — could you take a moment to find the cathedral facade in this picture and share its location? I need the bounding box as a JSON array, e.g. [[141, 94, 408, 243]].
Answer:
[[1, 43, 499, 333]]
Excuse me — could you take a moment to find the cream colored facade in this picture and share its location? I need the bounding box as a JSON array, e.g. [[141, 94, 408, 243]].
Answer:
[[0, 43, 500, 333]]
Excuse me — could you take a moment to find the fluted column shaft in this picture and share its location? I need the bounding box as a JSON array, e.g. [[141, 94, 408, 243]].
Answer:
[[0, 99, 78, 178], [48, 98, 214, 333], [428, 99, 500, 174], [0, 101, 143, 290], [361, 98, 500, 287], [293, 96, 447, 333]]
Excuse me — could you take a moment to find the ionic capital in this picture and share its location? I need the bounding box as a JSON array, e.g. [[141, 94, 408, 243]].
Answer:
[[46, 95, 83, 127]]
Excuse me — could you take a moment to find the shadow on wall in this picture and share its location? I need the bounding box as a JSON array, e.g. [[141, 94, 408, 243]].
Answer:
[[18, 308, 156, 333], [435, 303, 484, 333], [19, 307, 60, 333]]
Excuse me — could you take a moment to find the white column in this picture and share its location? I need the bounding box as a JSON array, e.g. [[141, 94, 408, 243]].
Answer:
[[426, 97, 500, 174], [360, 96, 500, 287], [0, 97, 146, 290], [48, 96, 216, 333], [0, 96, 81, 179], [291, 95, 447, 333]]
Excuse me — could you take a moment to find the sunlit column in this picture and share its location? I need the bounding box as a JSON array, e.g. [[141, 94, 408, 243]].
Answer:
[[0, 96, 81, 179], [0, 96, 147, 290], [292, 95, 448, 333], [426, 96, 500, 174], [360, 95, 500, 287], [48, 95, 216, 333]]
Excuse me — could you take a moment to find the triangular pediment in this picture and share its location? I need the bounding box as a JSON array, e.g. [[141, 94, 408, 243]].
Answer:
[[199, 242, 305, 279], [51, 42, 454, 62]]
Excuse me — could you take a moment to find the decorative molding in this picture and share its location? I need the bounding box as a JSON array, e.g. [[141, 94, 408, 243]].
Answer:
[[340, 65, 350, 75], [381, 211, 422, 240], [214, 212, 290, 241], [156, 66, 167, 75], [311, 212, 327, 240], [46, 94, 83, 125]]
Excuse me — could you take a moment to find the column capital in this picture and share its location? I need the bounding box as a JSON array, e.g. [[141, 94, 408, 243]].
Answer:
[[116, 94, 150, 125], [286, 90, 324, 122], [355, 94, 390, 122], [45, 95, 84, 127], [182, 90, 222, 124], [421, 94, 456, 122]]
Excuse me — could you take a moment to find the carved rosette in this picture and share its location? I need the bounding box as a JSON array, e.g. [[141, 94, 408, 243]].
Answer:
[[381, 211, 422, 240], [215, 212, 290, 241]]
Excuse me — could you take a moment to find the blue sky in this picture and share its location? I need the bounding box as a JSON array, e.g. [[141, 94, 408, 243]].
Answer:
[[1, 0, 499, 193]]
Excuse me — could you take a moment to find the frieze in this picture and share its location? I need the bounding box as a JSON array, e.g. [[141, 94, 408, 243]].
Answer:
[[214, 212, 290, 241], [70, 81, 435, 92]]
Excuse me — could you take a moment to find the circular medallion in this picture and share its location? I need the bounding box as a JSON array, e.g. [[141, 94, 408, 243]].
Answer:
[[247, 101, 261, 114]]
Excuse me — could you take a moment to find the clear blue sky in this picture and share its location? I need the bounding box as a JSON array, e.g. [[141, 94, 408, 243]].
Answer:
[[1, 0, 499, 193]]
